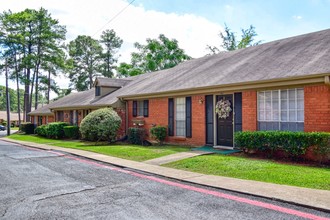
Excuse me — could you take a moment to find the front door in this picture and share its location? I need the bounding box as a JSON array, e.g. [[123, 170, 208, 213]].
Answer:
[[216, 94, 233, 147]]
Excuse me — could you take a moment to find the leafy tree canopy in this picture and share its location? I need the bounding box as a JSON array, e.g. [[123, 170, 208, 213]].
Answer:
[[67, 35, 103, 91], [117, 34, 191, 77], [207, 24, 262, 54]]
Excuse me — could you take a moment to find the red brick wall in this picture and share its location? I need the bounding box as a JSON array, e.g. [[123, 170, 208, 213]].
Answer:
[[115, 108, 126, 138], [77, 110, 83, 125], [128, 95, 206, 146], [304, 84, 330, 132], [242, 90, 257, 131], [30, 116, 35, 124], [48, 116, 54, 123]]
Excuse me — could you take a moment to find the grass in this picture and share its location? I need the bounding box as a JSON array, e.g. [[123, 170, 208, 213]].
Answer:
[[6, 134, 330, 190], [7, 134, 190, 162], [164, 154, 330, 190]]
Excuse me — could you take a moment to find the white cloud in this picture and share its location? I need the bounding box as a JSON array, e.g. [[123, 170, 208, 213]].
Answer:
[[292, 15, 303, 20], [1, 0, 223, 98]]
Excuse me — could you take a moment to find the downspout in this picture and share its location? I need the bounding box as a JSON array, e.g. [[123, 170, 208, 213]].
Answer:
[[123, 98, 128, 136], [324, 75, 330, 87]]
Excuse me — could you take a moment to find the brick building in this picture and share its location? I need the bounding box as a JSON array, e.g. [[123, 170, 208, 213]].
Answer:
[[29, 29, 330, 148]]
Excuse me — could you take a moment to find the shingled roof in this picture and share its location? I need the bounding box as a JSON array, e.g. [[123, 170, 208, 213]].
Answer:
[[29, 29, 330, 114], [28, 89, 96, 115], [115, 28, 330, 98], [94, 77, 131, 87]]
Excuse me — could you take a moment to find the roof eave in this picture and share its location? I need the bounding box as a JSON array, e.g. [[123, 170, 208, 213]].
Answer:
[[119, 73, 330, 100]]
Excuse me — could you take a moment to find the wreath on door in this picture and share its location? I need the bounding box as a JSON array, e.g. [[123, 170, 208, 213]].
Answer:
[[215, 99, 232, 119]]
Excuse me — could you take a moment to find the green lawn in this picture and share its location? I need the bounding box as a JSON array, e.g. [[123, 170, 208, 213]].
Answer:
[[6, 134, 330, 190], [7, 134, 190, 162], [164, 154, 330, 190]]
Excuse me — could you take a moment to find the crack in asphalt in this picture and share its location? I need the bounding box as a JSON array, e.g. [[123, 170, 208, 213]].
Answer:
[[33, 187, 97, 202], [1, 197, 27, 218], [1, 207, 7, 218]]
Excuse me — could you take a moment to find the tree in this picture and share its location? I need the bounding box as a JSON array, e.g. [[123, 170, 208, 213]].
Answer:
[[31, 8, 66, 109], [52, 88, 71, 101], [99, 29, 123, 78], [0, 8, 67, 121], [117, 34, 191, 77], [0, 85, 24, 112], [207, 24, 261, 54], [67, 35, 103, 91], [116, 62, 142, 78]]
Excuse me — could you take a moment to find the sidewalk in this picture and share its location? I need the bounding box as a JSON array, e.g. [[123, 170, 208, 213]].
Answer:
[[2, 137, 330, 212]]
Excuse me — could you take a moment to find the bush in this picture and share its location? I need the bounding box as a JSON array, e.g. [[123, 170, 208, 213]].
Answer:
[[150, 126, 167, 145], [235, 131, 330, 160], [80, 108, 121, 142], [35, 124, 48, 137], [64, 126, 80, 139], [128, 127, 146, 145], [20, 122, 35, 134], [47, 122, 69, 139]]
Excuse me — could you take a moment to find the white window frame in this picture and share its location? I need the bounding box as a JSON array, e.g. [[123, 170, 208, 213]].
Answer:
[[257, 88, 304, 130], [175, 97, 186, 137], [137, 101, 144, 116]]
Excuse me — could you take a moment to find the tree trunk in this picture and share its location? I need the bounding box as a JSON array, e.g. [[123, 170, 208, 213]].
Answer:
[[89, 71, 93, 89], [14, 52, 21, 127], [34, 69, 38, 110], [25, 40, 33, 122], [24, 68, 30, 122], [5, 59, 11, 136], [34, 61, 40, 110], [29, 68, 36, 112], [47, 70, 51, 104]]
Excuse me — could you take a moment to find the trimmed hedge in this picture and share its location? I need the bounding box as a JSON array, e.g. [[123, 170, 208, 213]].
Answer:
[[235, 131, 330, 160], [150, 126, 167, 145], [64, 126, 80, 139], [35, 125, 48, 137], [47, 122, 69, 139], [80, 108, 121, 142], [35, 122, 69, 139], [20, 122, 35, 134], [128, 127, 146, 145]]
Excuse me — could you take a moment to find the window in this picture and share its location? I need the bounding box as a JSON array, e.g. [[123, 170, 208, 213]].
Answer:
[[70, 111, 74, 125], [83, 110, 90, 118], [133, 100, 149, 117], [95, 86, 101, 96], [75, 110, 79, 125], [258, 88, 304, 131], [168, 97, 192, 137], [38, 116, 43, 126], [57, 111, 64, 122], [176, 97, 186, 136], [137, 101, 144, 116]]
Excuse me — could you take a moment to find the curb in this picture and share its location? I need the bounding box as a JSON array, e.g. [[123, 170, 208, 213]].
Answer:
[[1, 137, 330, 212]]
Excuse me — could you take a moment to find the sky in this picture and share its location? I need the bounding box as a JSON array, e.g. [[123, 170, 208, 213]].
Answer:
[[1, 0, 330, 98]]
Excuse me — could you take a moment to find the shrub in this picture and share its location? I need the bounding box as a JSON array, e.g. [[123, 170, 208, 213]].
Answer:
[[309, 132, 330, 163], [235, 131, 330, 160], [47, 122, 69, 139], [150, 126, 167, 145], [80, 108, 121, 142], [64, 126, 80, 139], [35, 124, 48, 137], [20, 122, 35, 134], [128, 127, 146, 145]]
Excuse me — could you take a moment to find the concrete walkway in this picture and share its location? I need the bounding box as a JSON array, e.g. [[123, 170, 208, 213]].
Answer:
[[144, 151, 212, 165], [2, 137, 330, 212]]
